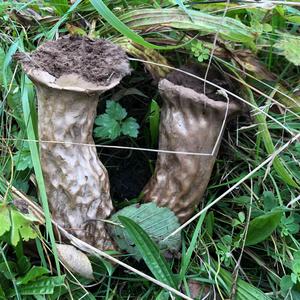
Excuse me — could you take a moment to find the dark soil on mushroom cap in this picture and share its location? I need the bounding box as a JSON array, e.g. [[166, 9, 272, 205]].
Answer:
[[18, 36, 130, 85], [166, 64, 233, 102]]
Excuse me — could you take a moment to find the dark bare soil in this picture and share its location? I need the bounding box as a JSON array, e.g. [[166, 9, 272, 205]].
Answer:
[[166, 64, 232, 101], [15, 36, 130, 84]]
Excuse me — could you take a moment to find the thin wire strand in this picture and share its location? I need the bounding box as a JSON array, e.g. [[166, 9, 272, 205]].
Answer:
[[4, 138, 215, 156]]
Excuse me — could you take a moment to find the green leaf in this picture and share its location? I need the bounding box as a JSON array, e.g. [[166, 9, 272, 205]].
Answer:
[[275, 34, 300, 66], [291, 273, 298, 284], [238, 212, 245, 223], [294, 251, 300, 260], [17, 266, 49, 285], [280, 275, 294, 294], [8, 275, 65, 297], [292, 260, 300, 274], [10, 210, 38, 246], [13, 147, 33, 171], [94, 114, 121, 140], [245, 210, 283, 246], [263, 191, 277, 212], [115, 8, 255, 45], [121, 117, 139, 138], [106, 100, 127, 121], [118, 216, 177, 288], [0, 204, 11, 237], [108, 203, 181, 259], [148, 99, 160, 147]]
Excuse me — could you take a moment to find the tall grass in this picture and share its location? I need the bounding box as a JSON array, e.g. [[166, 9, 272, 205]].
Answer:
[[0, 0, 299, 299]]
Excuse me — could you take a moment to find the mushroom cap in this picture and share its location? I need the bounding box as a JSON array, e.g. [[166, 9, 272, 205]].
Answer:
[[159, 78, 243, 116], [15, 36, 131, 94], [160, 63, 245, 115]]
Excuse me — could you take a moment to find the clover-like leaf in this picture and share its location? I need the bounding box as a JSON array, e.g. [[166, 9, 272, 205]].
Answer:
[[13, 147, 33, 171], [121, 117, 140, 138], [106, 100, 127, 121], [94, 114, 121, 140], [10, 210, 37, 246]]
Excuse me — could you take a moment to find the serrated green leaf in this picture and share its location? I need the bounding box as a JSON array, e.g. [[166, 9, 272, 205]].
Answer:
[[106, 100, 127, 121], [17, 266, 49, 285], [121, 117, 139, 138], [118, 216, 177, 288], [94, 114, 121, 140], [108, 203, 181, 259], [245, 210, 283, 246], [13, 147, 33, 171], [10, 210, 38, 246], [0, 204, 11, 237]]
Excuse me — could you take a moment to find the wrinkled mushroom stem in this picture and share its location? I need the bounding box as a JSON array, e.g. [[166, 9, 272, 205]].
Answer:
[[37, 85, 114, 249], [16, 37, 131, 250], [142, 77, 243, 223]]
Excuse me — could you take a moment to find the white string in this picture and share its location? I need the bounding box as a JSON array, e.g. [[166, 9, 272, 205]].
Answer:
[[4, 138, 215, 156]]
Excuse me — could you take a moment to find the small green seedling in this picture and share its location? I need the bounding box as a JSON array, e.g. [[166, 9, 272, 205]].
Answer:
[[189, 40, 210, 62]]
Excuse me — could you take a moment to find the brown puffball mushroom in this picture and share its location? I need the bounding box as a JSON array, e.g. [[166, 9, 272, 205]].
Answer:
[[15, 36, 131, 250], [142, 65, 244, 223]]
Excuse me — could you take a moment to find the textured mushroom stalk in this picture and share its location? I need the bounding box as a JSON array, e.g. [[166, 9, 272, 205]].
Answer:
[[142, 70, 243, 223], [16, 36, 131, 249], [37, 86, 114, 249]]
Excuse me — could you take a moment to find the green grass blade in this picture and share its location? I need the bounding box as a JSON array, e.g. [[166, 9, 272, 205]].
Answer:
[[46, 0, 82, 40], [118, 216, 177, 289], [245, 85, 299, 188], [21, 75, 60, 274], [108, 8, 255, 45], [179, 210, 206, 281], [175, 0, 194, 22], [89, 0, 187, 50], [214, 262, 272, 300], [2, 39, 19, 91]]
